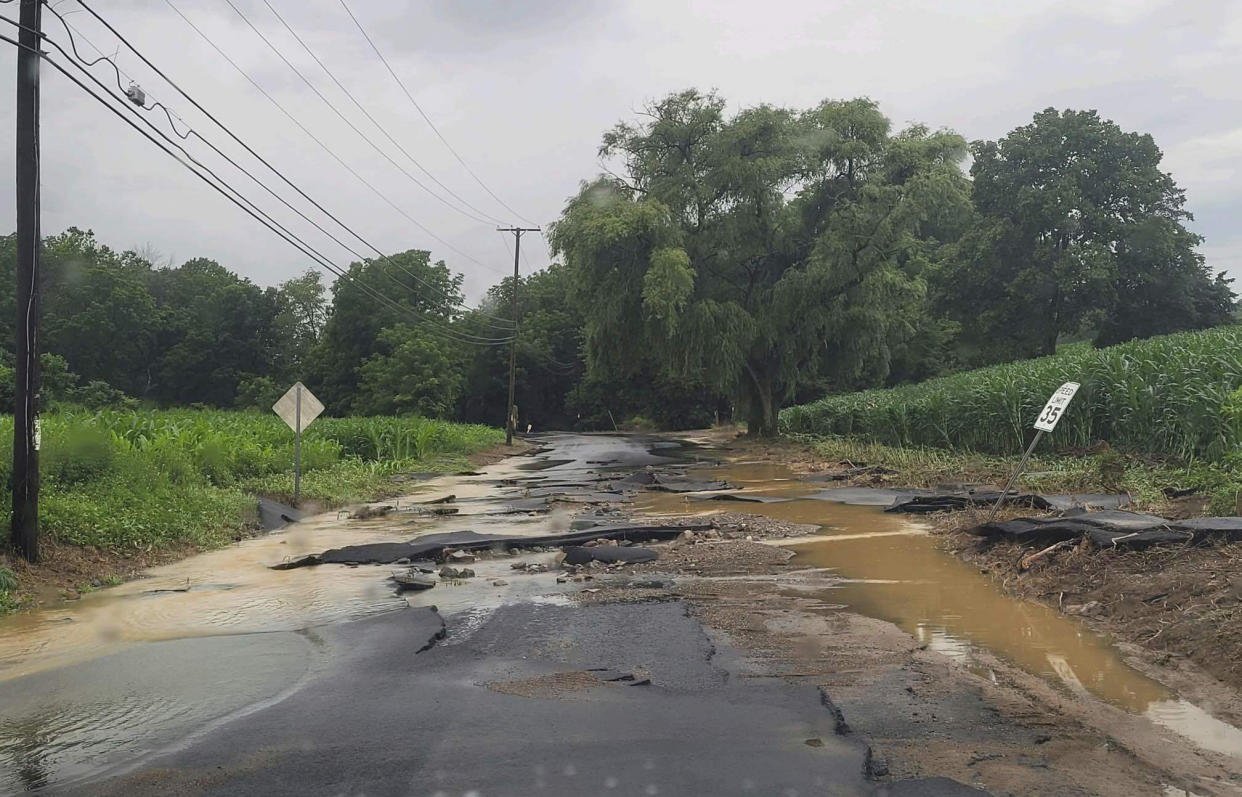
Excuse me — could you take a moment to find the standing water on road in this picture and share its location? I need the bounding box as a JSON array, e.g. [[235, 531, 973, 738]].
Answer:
[[0, 434, 1238, 793], [637, 460, 1242, 759], [0, 434, 685, 792]]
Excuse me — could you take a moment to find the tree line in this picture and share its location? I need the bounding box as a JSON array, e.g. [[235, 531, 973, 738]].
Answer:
[[552, 94, 1234, 434], [1, 95, 1233, 434]]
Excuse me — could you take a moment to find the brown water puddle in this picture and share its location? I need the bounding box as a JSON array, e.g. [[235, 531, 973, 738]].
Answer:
[[0, 433, 692, 793], [0, 456, 580, 684], [1, 441, 1239, 767], [637, 461, 1242, 760]]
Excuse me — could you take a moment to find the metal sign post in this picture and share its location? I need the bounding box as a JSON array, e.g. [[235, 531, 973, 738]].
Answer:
[[294, 384, 302, 505], [273, 382, 324, 507], [987, 382, 1080, 523]]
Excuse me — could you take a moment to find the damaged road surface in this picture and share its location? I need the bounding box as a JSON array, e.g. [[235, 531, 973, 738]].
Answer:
[[8, 431, 1226, 796], [74, 602, 946, 796], [271, 523, 710, 569]]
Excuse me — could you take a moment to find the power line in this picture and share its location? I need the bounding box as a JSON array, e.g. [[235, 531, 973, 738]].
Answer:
[[41, 8, 513, 341], [40, 17, 510, 342], [143, 0, 508, 281], [256, 0, 507, 227], [218, 0, 495, 227], [0, 24, 512, 348], [337, 0, 534, 226], [65, 0, 517, 331]]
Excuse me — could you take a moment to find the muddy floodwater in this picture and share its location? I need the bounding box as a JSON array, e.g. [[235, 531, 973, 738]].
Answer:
[[637, 461, 1242, 760], [0, 464, 593, 686], [0, 436, 1239, 793]]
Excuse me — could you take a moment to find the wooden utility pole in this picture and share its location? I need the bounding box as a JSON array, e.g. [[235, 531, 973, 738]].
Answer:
[[497, 226, 539, 445], [12, 0, 42, 562]]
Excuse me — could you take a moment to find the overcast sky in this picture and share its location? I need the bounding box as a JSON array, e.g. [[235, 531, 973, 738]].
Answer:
[[1, 0, 1239, 302]]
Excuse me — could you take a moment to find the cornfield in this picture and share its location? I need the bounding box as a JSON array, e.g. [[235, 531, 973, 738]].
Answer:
[[311, 416, 502, 461], [781, 326, 1242, 461]]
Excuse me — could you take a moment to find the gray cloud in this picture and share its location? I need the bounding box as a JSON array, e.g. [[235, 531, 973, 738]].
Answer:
[[0, 0, 1238, 300]]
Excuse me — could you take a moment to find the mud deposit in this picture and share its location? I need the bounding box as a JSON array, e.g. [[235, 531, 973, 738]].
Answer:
[[0, 432, 1239, 795], [634, 458, 1242, 794]]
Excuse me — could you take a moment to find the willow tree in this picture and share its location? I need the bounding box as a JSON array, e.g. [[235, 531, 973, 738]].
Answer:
[[550, 90, 969, 435]]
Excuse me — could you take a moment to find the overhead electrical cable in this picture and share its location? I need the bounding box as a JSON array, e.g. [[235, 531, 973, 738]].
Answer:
[[39, 20, 512, 343], [337, 0, 533, 226], [0, 24, 511, 347], [64, 0, 518, 329], [104, 0, 508, 283], [257, 0, 507, 227], [217, 0, 495, 227], [493, 234, 577, 371], [41, 9, 513, 341]]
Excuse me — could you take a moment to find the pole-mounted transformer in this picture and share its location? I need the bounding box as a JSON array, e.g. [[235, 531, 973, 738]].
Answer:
[[125, 81, 145, 106]]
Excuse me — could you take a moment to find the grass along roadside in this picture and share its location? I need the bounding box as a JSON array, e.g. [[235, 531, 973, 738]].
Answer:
[[0, 409, 508, 612]]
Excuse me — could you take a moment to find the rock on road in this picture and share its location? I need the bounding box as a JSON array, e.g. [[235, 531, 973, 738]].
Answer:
[[1, 433, 987, 796]]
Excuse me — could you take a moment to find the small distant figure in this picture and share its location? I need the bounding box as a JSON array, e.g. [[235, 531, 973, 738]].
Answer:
[[526, 423, 532, 434]]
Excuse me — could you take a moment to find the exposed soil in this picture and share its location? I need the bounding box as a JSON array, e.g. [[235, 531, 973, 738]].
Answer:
[[0, 539, 201, 609], [934, 509, 1242, 697], [639, 538, 796, 574], [574, 525, 1242, 795], [715, 429, 1242, 698], [469, 438, 537, 467], [486, 670, 602, 698]]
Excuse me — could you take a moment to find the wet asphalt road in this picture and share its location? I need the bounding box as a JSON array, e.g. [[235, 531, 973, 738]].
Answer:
[[80, 602, 873, 796], [4, 433, 987, 796]]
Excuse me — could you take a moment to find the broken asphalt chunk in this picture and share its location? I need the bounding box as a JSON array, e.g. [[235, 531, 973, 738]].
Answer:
[[563, 545, 658, 565], [270, 524, 709, 569]]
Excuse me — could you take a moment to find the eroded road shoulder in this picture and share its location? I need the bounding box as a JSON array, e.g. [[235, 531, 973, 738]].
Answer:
[[10, 431, 1234, 795], [623, 576, 1225, 796]]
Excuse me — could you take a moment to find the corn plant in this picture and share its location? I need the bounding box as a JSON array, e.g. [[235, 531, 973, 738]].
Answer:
[[781, 325, 1242, 461]]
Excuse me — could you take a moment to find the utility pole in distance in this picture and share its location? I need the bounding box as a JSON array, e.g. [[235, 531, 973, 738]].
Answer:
[[12, 0, 42, 562], [497, 226, 539, 446]]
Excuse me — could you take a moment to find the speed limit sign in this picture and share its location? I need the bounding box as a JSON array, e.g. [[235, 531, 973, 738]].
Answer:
[[1034, 382, 1080, 432], [988, 381, 1081, 522]]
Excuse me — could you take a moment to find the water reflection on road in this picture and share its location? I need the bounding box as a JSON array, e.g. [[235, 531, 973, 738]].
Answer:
[[637, 460, 1242, 759], [0, 433, 685, 792], [0, 443, 606, 684], [0, 433, 1238, 794]]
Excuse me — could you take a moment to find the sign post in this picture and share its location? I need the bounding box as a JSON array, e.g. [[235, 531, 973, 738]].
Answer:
[[986, 382, 1080, 523], [272, 381, 324, 506]]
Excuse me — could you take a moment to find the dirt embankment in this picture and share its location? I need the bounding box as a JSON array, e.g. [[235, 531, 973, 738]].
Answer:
[[724, 431, 1242, 695], [575, 520, 1242, 795], [936, 510, 1242, 693]]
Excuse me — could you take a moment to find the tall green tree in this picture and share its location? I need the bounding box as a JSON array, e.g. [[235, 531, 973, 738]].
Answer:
[[354, 324, 464, 418], [147, 257, 281, 406], [38, 229, 158, 397], [458, 263, 585, 430], [271, 270, 328, 379], [941, 108, 1234, 360], [551, 91, 969, 435], [309, 250, 466, 414]]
